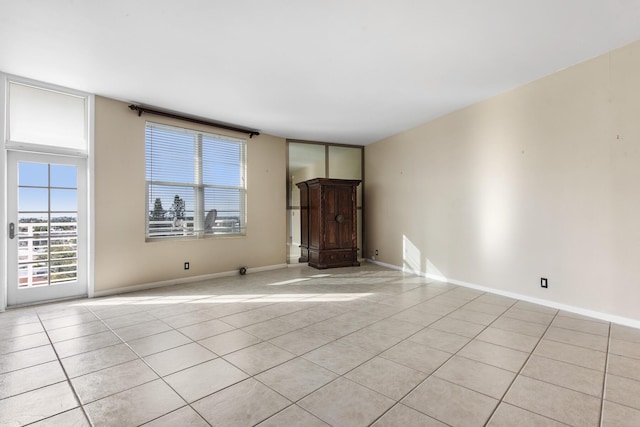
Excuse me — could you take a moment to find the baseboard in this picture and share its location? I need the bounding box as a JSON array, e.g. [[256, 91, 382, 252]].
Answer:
[[93, 263, 288, 298], [366, 258, 640, 330], [6, 294, 88, 310]]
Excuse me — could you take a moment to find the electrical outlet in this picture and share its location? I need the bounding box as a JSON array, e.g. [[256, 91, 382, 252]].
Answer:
[[184, 262, 190, 270], [541, 277, 548, 288], [375, 249, 379, 256]]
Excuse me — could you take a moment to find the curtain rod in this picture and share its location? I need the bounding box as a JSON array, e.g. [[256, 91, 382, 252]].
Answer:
[[128, 104, 260, 138]]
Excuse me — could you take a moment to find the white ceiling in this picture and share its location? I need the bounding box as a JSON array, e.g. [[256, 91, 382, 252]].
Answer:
[[1, 1, 639, 145]]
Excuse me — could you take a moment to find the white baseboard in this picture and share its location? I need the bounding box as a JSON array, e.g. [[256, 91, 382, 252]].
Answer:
[[93, 263, 288, 298], [366, 259, 640, 330]]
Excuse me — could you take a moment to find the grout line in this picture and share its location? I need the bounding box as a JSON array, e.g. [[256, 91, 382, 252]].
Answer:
[[599, 322, 612, 427], [519, 352, 604, 374], [231, 275, 467, 425], [368, 289, 509, 425], [247, 277, 513, 425], [86, 287, 552, 422], [34, 312, 92, 426], [6, 265, 629, 426], [541, 333, 609, 353], [484, 310, 563, 425], [252, 402, 328, 426], [94, 312, 214, 427]]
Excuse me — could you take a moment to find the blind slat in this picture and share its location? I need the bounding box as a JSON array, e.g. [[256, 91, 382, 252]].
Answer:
[[145, 122, 246, 238]]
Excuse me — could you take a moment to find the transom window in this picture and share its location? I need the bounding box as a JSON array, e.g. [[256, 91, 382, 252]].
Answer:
[[145, 122, 246, 239]]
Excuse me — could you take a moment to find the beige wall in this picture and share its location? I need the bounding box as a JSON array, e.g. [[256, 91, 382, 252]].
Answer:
[[365, 41, 640, 322], [94, 96, 286, 292]]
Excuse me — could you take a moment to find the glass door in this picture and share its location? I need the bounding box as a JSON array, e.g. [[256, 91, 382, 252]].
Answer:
[[328, 146, 363, 255], [287, 143, 326, 263], [7, 151, 87, 306]]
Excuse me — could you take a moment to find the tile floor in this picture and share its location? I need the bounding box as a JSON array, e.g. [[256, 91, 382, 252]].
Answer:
[[1, 263, 640, 426]]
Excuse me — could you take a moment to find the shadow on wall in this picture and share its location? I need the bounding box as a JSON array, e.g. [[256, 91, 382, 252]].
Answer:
[[402, 234, 447, 281]]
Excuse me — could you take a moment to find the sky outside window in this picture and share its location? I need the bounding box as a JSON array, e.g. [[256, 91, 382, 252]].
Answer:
[[18, 162, 78, 214], [146, 125, 245, 220]]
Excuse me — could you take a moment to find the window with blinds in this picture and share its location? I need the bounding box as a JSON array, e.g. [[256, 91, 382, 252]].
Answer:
[[145, 122, 246, 239]]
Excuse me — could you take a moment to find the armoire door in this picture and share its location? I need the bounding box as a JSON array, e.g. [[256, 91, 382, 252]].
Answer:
[[323, 185, 354, 250]]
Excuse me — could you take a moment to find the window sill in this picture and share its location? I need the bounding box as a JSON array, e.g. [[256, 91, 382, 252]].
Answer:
[[145, 232, 246, 243]]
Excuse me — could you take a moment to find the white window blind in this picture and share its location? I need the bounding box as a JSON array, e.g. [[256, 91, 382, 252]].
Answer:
[[8, 82, 88, 154], [145, 122, 246, 239]]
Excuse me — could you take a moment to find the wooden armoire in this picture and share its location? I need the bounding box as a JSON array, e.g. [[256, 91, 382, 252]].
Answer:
[[296, 178, 360, 269]]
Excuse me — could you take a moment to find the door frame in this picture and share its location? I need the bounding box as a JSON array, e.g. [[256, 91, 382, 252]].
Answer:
[[7, 151, 88, 306], [0, 73, 95, 311], [1, 74, 6, 311]]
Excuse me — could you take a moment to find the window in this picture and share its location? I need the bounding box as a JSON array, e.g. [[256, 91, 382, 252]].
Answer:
[[145, 122, 246, 239], [7, 81, 89, 155]]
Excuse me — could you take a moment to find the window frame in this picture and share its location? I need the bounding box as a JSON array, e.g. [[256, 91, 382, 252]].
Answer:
[[144, 121, 247, 241], [6, 79, 90, 157]]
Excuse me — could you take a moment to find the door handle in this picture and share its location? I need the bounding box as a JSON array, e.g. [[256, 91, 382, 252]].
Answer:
[[9, 222, 15, 239]]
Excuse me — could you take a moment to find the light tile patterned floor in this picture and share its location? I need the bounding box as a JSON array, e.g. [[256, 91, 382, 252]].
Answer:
[[1, 263, 640, 426]]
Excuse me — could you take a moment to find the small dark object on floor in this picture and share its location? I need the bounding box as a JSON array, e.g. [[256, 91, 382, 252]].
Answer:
[[239, 267, 247, 275]]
